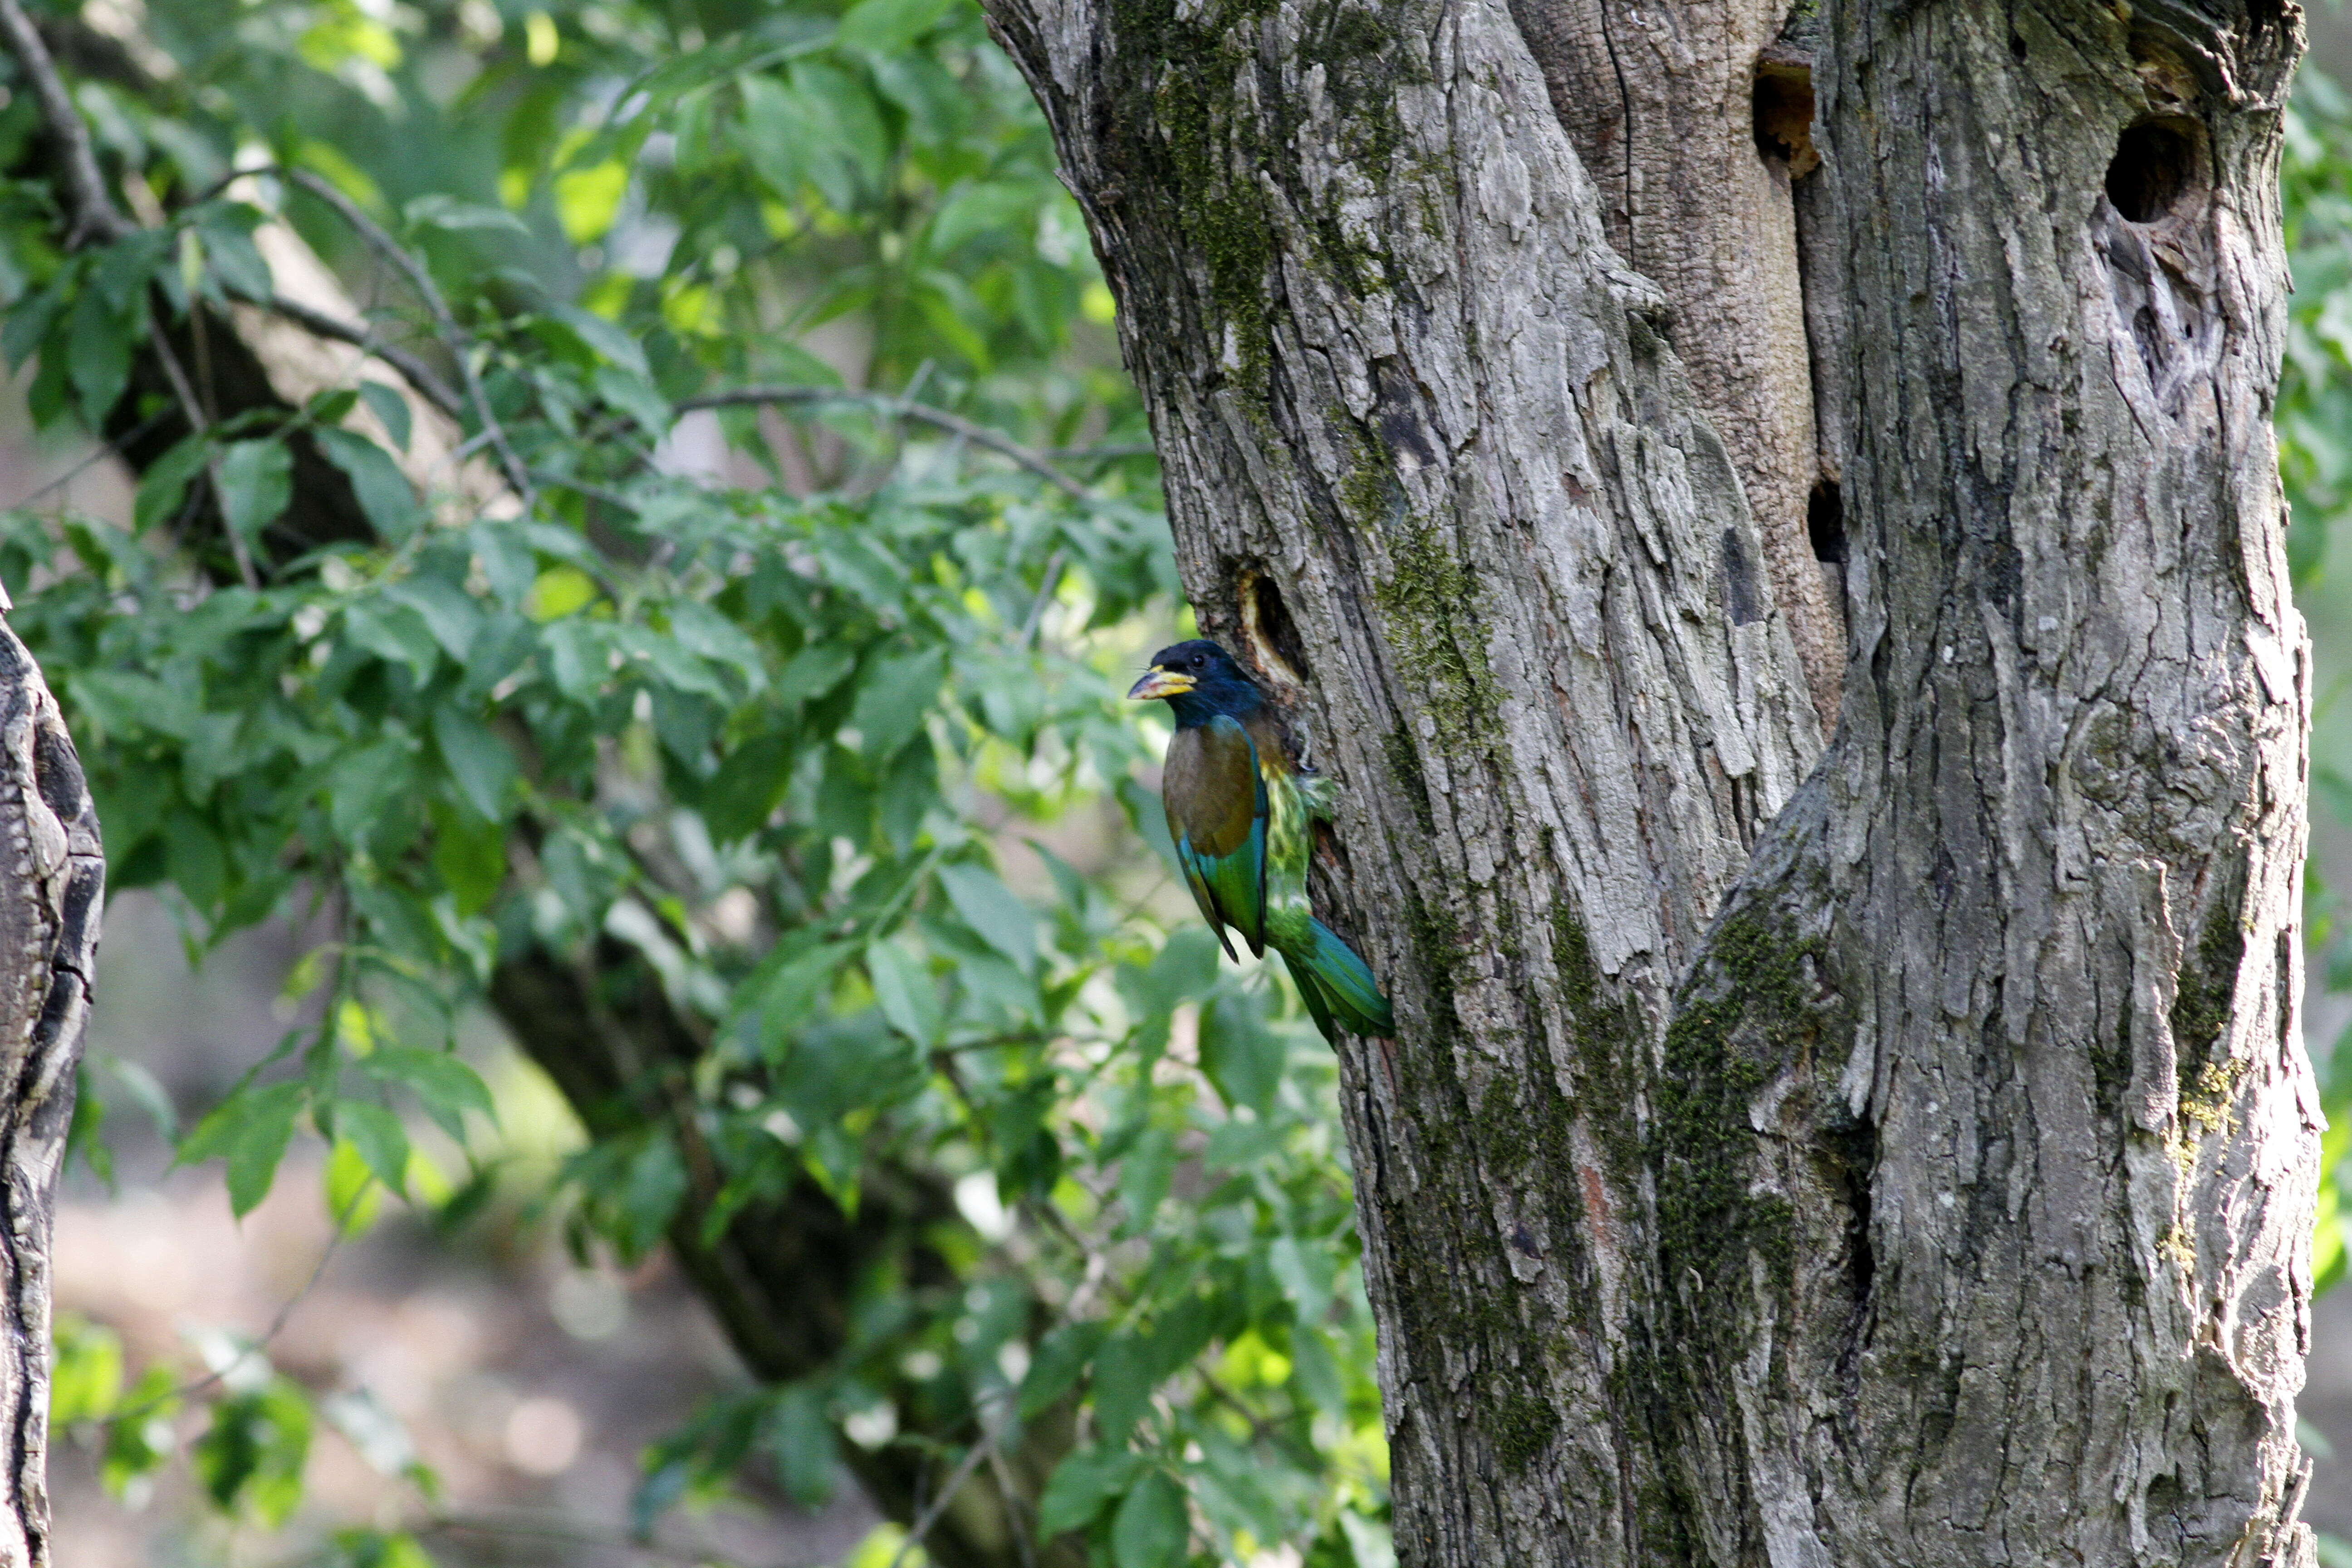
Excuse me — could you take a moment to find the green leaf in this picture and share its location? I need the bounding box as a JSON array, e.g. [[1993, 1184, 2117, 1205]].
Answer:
[[342, 601, 441, 686], [325, 1138, 385, 1234], [66, 287, 133, 423], [1269, 1234, 1335, 1325], [551, 303, 650, 375], [737, 75, 815, 200], [1118, 1125, 1173, 1234], [2, 280, 62, 372], [1038, 1445, 1146, 1537], [1018, 1321, 1105, 1420], [50, 1315, 124, 1426], [876, 736, 937, 853], [593, 363, 671, 434], [215, 439, 294, 548], [1089, 1333, 1153, 1446], [937, 862, 1035, 975], [430, 800, 507, 916], [102, 1367, 181, 1495], [776, 643, 857, 706], [90, 230, 170, 313], [528, 564, 600, 622], [388, 576, 486, 661], [314, 426, 422, 543], [431, 706, 517, 821], [834, 0, 953, 53], [1289, 1323, 1346, 1416], [850, 647, 944, 760], [178, 1081, 304, 1218], [333, 1100, 411, 1197], [866, 940, 940, 1044], [931, 181, 1037, 256], [749, 941, 853, 1055], [764, 1387, 838, 1509], [356, 1048, 496, 1141], [701, 732, 794, 843], [1198, 992, 1284, 1113], [1112, 1471, 1188, 1568], [405, 193, 530, 233], [133, 435, 210, 534], [193, 212, 274, 303], [194, 1379, 313, 1525], [554, 161, 630, 244], [792, 62, 887, 203], [329, 1530, 437, 1568], [358, 381, 413, 452]]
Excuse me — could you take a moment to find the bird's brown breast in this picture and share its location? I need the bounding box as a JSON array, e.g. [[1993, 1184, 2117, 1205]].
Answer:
[[1162, 724, 1257, 858]]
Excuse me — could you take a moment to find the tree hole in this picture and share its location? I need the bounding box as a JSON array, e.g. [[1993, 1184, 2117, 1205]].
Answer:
[[1753, 61, 1819, 178], [2105, 120, 2199, 223], [1240, 566, 1311, 690], [1808, 480, 1846, 564]]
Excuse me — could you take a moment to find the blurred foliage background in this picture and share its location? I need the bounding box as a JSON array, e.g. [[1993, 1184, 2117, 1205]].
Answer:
[[0, 0, 1390, 1560], [0, 0, 2349, 1563]]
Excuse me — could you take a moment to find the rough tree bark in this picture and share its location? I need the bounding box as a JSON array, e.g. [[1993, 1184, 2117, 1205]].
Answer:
[[0, 617, 104, 1568], [985, 0, 2318, 1561]]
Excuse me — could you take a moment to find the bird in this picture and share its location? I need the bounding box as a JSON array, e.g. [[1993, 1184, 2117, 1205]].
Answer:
[[1127, 638, 1395, 1044]]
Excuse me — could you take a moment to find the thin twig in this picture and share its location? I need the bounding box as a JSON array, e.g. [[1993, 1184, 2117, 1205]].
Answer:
[[255, 294, 466, 420], [0, 0, 128, 246], [0, 407, 170, 513], [885, 1250, 1112, 1568], [1019, 546, 1065, 647], [424, 1509, 750, 1567], [681, 387, 1094, 501], [530, 467, 640, 513], [986, 1441, 1041, 1568], [103, 1179, 369, 1426], [273, 165, 536, 506], [885, 1405, 1009, 1564], [1043, 441, 1156, 461], [148, 325, 260, 588]]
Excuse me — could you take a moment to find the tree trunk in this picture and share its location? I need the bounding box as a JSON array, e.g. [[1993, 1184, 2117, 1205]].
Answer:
[[0, 614, 103, 1568], [983, 0, 2319, 1560]]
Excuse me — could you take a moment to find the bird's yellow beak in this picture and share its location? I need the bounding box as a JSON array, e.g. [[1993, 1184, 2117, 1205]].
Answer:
[[1127, 666, 1196, 701]]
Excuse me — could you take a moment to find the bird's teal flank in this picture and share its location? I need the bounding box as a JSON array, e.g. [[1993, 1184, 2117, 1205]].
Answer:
[[1129, 639, 1395, 1043]]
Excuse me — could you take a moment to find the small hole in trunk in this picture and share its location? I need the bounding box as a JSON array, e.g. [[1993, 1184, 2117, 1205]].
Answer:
[[1808, 480, 1847, 564], [2105, 120, 2199, 222], [1240, 566, 1311, 689], [1752, 61, 1819, 178]]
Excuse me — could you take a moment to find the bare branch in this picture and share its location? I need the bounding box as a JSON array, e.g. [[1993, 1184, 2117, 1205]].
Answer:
[[681, 387, 1097, 500], [272, 165, 537, 506], [253, 294, 466, 421], [0, 0, 127, 246], [0, 407, 170, 513], [147, 325, 260, 588]]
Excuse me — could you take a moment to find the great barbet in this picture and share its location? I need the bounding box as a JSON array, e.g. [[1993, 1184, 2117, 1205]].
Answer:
[[1127, 639, 1395, 1043]]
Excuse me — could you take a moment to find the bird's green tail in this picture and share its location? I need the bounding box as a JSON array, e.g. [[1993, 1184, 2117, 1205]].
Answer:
[[1279, 919, 1395, 1043]]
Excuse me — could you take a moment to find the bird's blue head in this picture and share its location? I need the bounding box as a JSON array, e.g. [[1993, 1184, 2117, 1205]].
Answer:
[[1127, 639, 1265, 728]]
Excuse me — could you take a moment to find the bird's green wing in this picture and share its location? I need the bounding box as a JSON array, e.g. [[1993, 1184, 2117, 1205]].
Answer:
[[1161, 716, 1269, 958]]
